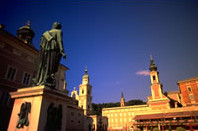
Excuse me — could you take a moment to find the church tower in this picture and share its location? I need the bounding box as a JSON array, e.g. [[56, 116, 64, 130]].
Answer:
[[17, 20, 35, 45], [149, 55, 164, 99], [78, 68, 92, 115], [147, 55, 170, 110], [120, 92, 125, 107]]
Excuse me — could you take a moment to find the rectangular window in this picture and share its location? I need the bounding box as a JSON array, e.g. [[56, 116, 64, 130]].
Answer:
[[189, 94, 194, 100], [23, 72, 31, 85], [6, 66, 17, 81]]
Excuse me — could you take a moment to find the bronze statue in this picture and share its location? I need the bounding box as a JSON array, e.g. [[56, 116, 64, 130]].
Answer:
[[16, 102, 31, 128], [33, 22, 66, 88]]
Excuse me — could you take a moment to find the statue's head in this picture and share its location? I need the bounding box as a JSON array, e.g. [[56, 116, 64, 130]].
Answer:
[[52, 22, 61, 29]]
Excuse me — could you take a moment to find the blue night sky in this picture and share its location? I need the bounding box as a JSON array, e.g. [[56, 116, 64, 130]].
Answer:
[[1, 0, 198, 103]]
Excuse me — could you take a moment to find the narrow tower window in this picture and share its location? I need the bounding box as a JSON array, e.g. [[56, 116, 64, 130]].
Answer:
[[153, 76, 156, 80]]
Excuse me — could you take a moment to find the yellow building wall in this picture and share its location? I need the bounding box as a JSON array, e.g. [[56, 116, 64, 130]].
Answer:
[[102, 105, 149, 130]]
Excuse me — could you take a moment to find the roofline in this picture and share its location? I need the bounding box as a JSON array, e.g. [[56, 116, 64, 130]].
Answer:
[[177, 76, 198, 84], [102, 104, 148, 111], [1, 27, 69, 71], [0, 27, 38, 54], [166, 90, 180, 94], [59, 64, 69, 70]]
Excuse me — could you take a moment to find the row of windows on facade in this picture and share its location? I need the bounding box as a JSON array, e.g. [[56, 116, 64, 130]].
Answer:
[[70, 120, 81, 124], [6, 66, 31, 85], [136, 117, 197, 122], [70, 112, 82, 124], [187, 86, 198, 101], [71, 112, 82, 117], [104, 107, 148, 113], [105, 112, 135, 117], [109, 117, 132, 123], [186, 86, 198, 93]]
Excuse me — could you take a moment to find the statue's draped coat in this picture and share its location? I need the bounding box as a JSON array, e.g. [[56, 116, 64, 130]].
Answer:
[[34, 28, 64, 87]]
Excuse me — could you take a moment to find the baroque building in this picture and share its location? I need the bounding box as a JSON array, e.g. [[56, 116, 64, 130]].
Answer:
[[0, 22, 38, 130], [102, 56, 198, 131], [79, 68, 93, 116], [178, 77, 198, 106], [147, 56, 171, 110], [71, 69, 108, 131], [0, 22, 82, 131], [71, 68, 93, 115]]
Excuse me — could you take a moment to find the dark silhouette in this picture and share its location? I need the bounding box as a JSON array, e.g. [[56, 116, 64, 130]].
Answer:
[[33, 22, 66, 88], [45, 103, 62, 131]]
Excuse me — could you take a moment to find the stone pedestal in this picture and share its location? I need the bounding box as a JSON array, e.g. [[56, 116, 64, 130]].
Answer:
[[8, 86, 78, 131]]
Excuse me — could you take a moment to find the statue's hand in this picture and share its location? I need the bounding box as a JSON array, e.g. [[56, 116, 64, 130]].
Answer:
[[61, 53, 66, 59]]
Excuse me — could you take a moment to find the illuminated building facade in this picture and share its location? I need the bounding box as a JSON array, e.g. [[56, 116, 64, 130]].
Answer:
[[178, 77, 198, 106], [102, 56, 198, 130], [0, 22, 83, 131]]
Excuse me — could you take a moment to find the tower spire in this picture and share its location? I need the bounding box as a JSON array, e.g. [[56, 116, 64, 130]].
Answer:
[[121, 91, 124, 98], [85, 66, 87, 74], [148, 56, 171, 110], [27, 20, 30, 26], [82, 66, 89, 84], [120, 91, 125, 107], [149, 55, 157, 71], [150, 54, 153, 60]]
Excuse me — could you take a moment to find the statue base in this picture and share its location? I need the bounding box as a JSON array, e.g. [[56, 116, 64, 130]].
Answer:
[[8, 85, 78, 131]]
